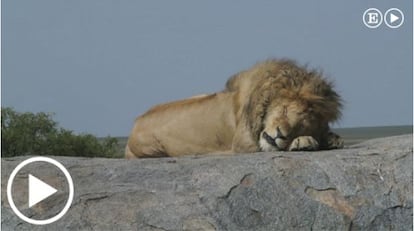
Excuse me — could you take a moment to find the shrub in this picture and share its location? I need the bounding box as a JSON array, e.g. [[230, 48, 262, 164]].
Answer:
[[1, 107, 119, 158]]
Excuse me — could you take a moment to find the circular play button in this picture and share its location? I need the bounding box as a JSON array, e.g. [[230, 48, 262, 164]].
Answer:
[[6, 157, 74, 225], [384, 8, 404, 28], [28, 174, 58, 208]]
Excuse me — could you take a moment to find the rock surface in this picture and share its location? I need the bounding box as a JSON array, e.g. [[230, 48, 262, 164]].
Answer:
[[1, 134, 413, 230]]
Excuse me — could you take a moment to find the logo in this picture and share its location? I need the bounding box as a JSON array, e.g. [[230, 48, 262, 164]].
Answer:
[[6, 157, 74, 225], [384, 8, 404, 28], [363, 8, 383, 28]]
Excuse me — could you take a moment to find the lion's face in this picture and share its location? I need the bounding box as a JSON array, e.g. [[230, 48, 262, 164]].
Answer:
[[259, 100, 327, 151]]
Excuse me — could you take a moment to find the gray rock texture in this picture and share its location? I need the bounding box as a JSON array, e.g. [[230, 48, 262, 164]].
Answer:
[[1, 134, 413, 230]]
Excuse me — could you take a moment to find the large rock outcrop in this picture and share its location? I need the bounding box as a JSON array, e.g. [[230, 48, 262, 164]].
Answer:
[[1, 135, 413, 230]]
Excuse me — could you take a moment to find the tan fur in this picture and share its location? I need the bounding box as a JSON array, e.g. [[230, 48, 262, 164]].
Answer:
[[126, 59, 343, 158]]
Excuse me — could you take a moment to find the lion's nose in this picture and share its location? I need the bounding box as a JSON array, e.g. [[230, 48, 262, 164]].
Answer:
[[275, 126, 287, 140], [263, 131, 277, 147]]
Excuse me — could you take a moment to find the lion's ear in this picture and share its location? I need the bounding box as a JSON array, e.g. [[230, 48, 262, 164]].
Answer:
[[224, 74, 239, 92], [225, 70, 247, 92]]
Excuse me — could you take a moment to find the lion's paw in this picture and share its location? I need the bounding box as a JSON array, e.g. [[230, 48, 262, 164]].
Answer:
[[288, 136, 319, 151]]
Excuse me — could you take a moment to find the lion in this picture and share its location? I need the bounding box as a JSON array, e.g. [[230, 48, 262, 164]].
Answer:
[[125, 59, 344, 158]]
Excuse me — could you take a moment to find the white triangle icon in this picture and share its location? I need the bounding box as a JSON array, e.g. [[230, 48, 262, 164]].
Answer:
[[390, 13, 399, 23], [28, 174, 58, 208]]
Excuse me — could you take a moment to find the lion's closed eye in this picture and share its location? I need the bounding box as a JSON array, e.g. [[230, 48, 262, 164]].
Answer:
[[296, 107, 315, 118]]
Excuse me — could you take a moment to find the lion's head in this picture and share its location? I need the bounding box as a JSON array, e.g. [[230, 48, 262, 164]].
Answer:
[[238, 59, 342, 151]]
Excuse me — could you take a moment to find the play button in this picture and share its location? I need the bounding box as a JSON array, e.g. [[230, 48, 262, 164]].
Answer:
[[28, 174, 58, 208], [389, 13, 399, 24], [385, 8, 404, 28], [6, 157, 74, 225]]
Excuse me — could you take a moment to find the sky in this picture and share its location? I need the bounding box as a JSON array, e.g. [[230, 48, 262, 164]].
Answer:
[[2, 1, 413, 137]]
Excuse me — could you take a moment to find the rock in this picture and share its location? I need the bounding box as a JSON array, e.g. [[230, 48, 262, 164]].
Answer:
[[1, 134, 413, 230]]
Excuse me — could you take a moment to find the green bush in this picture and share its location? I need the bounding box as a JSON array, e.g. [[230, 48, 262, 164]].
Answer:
[[1, 107, 119, 158]]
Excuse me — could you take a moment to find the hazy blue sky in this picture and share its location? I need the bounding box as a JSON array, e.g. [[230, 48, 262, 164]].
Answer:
[[2, 1, 413, 137]]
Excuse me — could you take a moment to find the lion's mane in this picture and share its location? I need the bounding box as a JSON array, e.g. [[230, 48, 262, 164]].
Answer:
[[226, 59, 342, 144]]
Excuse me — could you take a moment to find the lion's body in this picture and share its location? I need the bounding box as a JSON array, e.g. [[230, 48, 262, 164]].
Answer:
[[126, 93, 238, 157], [126, 59, 343, 158]]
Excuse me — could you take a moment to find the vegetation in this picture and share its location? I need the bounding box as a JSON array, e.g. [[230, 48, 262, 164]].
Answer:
[[1, 107, 120, 158]]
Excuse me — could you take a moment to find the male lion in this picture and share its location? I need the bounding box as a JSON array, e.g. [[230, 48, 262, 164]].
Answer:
[[126, 59, 343, 158]]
